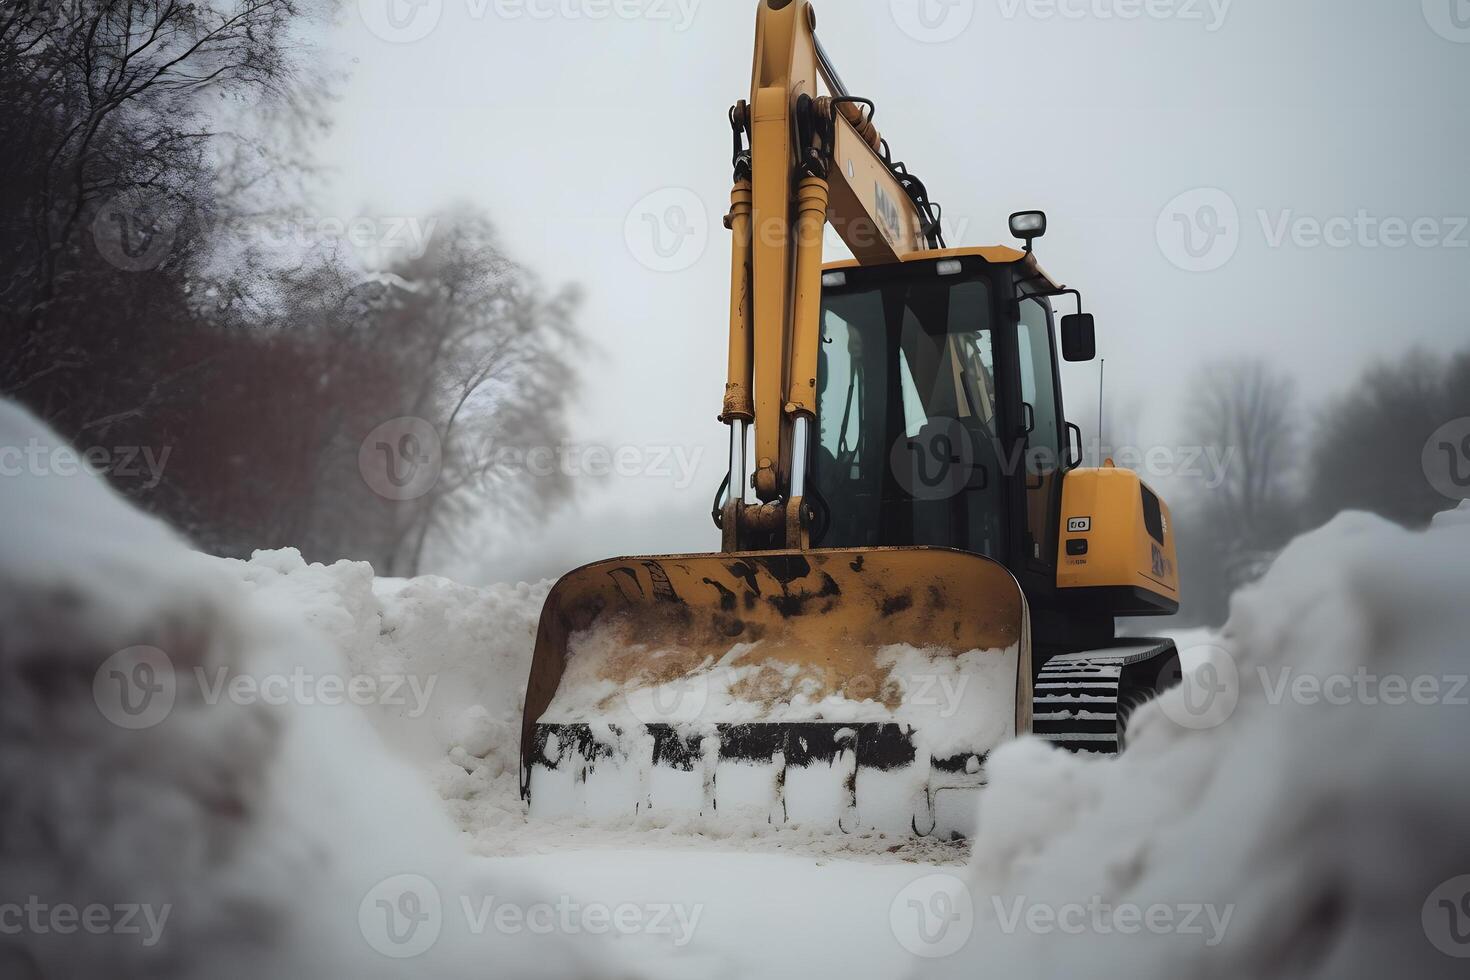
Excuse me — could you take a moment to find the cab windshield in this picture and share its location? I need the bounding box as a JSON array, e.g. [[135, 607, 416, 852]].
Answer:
[[815, 266, 1008, 560]]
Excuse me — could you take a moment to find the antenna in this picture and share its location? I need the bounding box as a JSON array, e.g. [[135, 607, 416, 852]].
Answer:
[[1097, 358, 1105, 466]]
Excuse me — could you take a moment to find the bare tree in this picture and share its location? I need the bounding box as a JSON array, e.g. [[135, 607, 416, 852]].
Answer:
[[0, 5, 584, 577], [1184, 357, 1300, 550], [1308, 347, 1470, 528], [374, 213, 581, 576], [0, 0, 329, 456]]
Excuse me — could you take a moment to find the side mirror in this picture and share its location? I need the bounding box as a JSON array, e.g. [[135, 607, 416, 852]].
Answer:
[[1060, 313, 1096, 362]]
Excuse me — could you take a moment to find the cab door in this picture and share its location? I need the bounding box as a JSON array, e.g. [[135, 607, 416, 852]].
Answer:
[[1015, 295, 1066, 580]]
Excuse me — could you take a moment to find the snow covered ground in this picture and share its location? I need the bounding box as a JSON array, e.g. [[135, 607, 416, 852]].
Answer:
[[3, 398, 1469, 978]]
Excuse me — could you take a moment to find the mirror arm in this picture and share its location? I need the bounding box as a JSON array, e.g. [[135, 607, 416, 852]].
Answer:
[[1010, 280, 1084, 318]]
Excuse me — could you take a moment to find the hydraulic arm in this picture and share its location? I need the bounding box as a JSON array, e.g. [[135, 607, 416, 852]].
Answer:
[[719, 0, 943, 551]]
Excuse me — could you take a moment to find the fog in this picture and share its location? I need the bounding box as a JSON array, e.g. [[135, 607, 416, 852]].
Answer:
[[321, 0, 1470, 582]]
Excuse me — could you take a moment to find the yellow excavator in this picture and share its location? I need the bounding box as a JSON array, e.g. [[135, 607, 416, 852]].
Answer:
[[519, 0, 1181, 838]]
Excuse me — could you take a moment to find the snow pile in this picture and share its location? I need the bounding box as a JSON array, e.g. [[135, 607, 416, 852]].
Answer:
[[543, 631, 1018, 758], [532, 620, 1018, 837], [10, 386, 1466, 978], [213, 549, 546, 779], [0, 402, 599, 979], [213, 544, 969, 861], [207, 548, 556, 853], [1430, 498, 1470, 529], [917, 508, 1470, 979]]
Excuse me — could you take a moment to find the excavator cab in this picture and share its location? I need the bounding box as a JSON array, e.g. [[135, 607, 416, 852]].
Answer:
[[813, 251, 1062, 571]]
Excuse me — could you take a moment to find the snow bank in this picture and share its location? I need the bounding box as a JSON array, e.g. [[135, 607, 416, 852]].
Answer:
[[0, 402, 598, 978], [213, 547, 546, 778], [542, 631, 1018, 759], [915, 508, 1470, 979], [10, 386, 1466, 978]]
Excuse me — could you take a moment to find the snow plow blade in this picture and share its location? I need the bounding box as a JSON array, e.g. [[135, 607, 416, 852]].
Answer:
[[519, 547, 1030, 838]]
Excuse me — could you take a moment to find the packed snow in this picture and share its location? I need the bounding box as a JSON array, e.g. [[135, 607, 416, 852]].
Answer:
[[3, 397, 1468, 978], [532, 626, 1019, 836]]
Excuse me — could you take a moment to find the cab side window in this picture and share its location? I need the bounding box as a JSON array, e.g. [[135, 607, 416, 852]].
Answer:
[[1017, 297, 1063, 565]]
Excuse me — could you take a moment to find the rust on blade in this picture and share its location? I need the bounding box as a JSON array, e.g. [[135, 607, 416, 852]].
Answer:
[[519, 546, 1030, 793]]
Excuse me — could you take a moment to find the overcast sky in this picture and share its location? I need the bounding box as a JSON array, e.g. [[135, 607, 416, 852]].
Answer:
[[318, 0, 1470, 582]]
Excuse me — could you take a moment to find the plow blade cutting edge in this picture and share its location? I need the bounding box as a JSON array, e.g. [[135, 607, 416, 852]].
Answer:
[[519, 547, 1031, 838]]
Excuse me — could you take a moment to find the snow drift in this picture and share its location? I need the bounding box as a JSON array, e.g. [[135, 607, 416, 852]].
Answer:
[[0, 403, 598, 979], [918, 501, 1470, 978], [5, 390, 1469, 979]]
